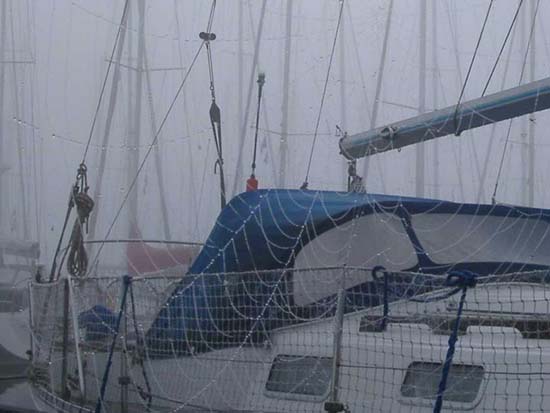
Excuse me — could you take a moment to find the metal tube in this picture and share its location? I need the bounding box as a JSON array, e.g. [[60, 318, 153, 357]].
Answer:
[[60, 278, 70, 399], [95, 275, 131, 413], [340, 76, 550, 160], [416, 0, 427, 197], [327, 266, 346, 409], [362, 0, 394, 182], [528, 0, 536, 207], [120, 291, 128, 413], [27, 280, 34, 362], [88, 2, 129, 240], [279, 0, 292, 188], [68, 277, 86, 399]]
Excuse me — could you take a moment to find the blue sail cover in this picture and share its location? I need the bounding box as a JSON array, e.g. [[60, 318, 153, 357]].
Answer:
[[145, 189, 550, 355]]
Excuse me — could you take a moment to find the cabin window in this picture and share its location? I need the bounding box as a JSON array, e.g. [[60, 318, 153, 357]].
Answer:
[[401, 362, 484, 403], [265, 355, 332, 398]]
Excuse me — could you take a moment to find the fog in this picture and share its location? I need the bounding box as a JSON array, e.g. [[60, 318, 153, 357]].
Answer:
[[1, 0, 550, 267]]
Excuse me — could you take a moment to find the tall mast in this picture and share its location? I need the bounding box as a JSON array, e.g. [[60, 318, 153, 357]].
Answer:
[[362, 0, 393, 182], [88, 2, 128, 240], [431, 0, 439, 198], [339, 4, 347, 189], [279, 0, 292, 188], [520, 4, 528, 204], [9, 2, 29, 239], [143, 48, 172, 240], [528, 0, 536, 207], [128, 0, 145, 232], [416, 0, 426, 198], [0, 0, 6, 234], [238, 0, 244, 178]]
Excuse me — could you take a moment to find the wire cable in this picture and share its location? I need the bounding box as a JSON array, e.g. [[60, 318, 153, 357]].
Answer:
[[89, 29, 207, 273], [452, 0, 493, 134], [81, 0, 129, 164], [301, 0, 345, 189], [492, 0, 540, 204], [481, 0, 523, 96], [48, 1, 129, 282]]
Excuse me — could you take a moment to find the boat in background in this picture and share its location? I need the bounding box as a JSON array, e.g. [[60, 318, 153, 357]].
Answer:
[[0, 0, 40, 364]]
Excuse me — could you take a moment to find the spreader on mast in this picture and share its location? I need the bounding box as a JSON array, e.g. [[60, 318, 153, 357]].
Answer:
[[339, 76, 550, 159]]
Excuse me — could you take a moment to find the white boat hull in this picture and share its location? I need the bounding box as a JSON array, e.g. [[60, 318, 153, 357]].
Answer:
[[32, 280, 550, 412]]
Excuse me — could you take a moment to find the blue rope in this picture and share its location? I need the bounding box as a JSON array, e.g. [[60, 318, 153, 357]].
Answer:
[[433, 271, 477, 413], [95, 275, 131, 413]]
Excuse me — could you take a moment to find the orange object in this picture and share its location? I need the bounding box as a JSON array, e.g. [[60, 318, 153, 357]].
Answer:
[[246, 175, 258, 191]]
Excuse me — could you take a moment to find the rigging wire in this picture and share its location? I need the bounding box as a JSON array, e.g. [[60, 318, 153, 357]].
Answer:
[[48, 0, 128, 281], [231, 0, 268, 197], [250, 72, 266, 180], [88, 16, 210, 273], [452, 0, 493, 134], [491, 0, 540, 204], [200, 0, 226, 209], [81, 0, 129, 164], [475, 9, 519, 203], [481, 0, 524, 97], [301, 0, 345, 189]]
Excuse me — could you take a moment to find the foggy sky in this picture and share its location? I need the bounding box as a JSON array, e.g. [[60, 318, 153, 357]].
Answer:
[[1, 0, 549, 266]]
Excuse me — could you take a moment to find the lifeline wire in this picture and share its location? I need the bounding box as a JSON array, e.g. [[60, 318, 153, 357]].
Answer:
[[302, 0, 345, 189]]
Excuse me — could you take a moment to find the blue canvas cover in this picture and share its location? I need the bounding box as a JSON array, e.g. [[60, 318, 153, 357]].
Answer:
[[145, 189, 550, 355]]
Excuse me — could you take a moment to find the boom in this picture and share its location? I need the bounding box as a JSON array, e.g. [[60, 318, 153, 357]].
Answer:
[[339, 76, 550, 159]]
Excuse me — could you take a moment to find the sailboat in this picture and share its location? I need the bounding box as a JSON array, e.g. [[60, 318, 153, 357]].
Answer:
[[26, 1, 550, 412], [0, 0, 40, 365]]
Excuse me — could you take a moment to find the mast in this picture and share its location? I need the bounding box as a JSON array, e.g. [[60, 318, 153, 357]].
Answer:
[[520, 3, 528, 205], [416, 0, 426, 197], [339, 4, 347, 189], [143, 46, 172, 240], [431, 0, 439, 199], [528, 0, 536, 207], [9, 1, 29, 239], [238, 0, 244, 188], [0, 0, 6, 234], [362, 0, 393, 182], [128, 0, 145, 232], [88, 2, 129, 240], [279, 0, 292, 188]]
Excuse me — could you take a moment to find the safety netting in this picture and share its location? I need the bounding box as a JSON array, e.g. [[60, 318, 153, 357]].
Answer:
[[28, 188, 550, 412], [28, 266, 550, 412]]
